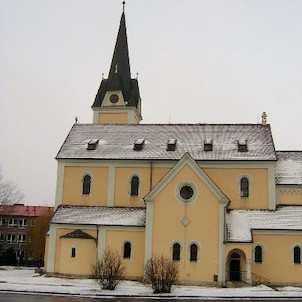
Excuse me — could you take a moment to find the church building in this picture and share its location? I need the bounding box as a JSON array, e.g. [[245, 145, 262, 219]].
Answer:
[[45, 7, 302, 286]]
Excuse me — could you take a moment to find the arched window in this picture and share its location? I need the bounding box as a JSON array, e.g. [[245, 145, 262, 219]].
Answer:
[[130, 176, 139, 196], [294, 246, 301, 264], [240, 177, 249, 198], [172, 243, 181, 261], [82, 175, 91, 195], [254, 245, 262, 263], [71, 247, 76, 258], [190, 243, 198, 262], [123, 241, 131, 259]]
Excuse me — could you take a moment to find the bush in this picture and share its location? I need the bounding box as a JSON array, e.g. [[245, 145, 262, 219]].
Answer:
[[144, 254, 179, 293], [92, 247, 125, 290]]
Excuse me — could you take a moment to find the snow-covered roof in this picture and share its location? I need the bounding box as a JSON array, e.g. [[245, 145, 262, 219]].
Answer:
[[226, 206, 302, 242], [51, 205, 146, 227], [56, 124, 276, 161], [275, 151, 302, 185]]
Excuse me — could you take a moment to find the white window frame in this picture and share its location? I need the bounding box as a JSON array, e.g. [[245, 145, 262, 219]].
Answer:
[[8, 218, 18, 227], [7, 234, 16, 244], [19, 219, 28, 228], [17, 234, 26, 244]]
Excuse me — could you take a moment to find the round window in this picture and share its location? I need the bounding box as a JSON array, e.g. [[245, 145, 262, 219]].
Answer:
[[176, 182, 197, 203], [180, 185, 194, 200], [110, 94, 119, 103]]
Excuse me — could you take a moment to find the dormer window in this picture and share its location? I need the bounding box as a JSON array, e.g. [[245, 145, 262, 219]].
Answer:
[[133, 139, 144, 151], [238, 139, 248, 152], [167, 139, 177, 151], [87, 139, 99, 150], [204, 139, 213, 151]]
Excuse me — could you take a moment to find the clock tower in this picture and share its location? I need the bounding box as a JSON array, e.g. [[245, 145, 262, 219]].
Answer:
[[91, 7, 142, 124]]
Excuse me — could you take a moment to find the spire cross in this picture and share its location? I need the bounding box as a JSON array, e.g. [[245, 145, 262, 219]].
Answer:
[[122, 1, 125, 12]]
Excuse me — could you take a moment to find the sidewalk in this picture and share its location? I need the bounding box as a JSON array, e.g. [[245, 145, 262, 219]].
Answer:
[[1, 266, 302, 299]]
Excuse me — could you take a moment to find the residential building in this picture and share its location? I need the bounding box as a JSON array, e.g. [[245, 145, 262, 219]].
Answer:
[[0, 204, 53, 265]]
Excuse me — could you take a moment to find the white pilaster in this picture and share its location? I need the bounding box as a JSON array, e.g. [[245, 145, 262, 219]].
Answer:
[[107, 165, 116, 206], [144, 201, 153, 264], [46, 224, 57, 273], [246, 259, 252, 284]]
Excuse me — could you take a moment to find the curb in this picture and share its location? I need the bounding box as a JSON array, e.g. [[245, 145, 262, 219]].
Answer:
[[2, 289, 302, 300]]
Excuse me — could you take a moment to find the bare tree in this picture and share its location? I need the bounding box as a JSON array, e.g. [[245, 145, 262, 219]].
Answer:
[[27, 213, 52, 264], [92, 246, 125, 290], [0, 166, 24, 206], [144, 254, 179, 293]]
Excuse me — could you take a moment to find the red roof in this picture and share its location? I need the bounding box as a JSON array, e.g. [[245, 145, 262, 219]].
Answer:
[[0, 204, 54, 217]]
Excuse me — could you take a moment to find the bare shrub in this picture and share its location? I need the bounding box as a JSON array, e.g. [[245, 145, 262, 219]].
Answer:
[[92, 247, 125, 290], [144, 254, 179, 293]]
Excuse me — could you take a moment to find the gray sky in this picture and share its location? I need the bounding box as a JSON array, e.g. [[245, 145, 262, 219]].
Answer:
[[1, 0, 302, 206]]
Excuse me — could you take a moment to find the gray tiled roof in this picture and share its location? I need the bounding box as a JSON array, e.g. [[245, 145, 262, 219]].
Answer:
[[60, 229, 96, 240], [226, 206, 302, 242], [275, 151, 302, 185], [57, 124, 276, 161], [51, 205, 146, 227]]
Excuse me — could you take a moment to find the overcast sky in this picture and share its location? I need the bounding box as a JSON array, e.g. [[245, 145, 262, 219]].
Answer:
[[1, 0, 302, 206]]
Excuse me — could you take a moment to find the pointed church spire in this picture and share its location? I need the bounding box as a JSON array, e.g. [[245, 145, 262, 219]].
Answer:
[[107, 9, 132, 99], [92, 4, 142, 124]]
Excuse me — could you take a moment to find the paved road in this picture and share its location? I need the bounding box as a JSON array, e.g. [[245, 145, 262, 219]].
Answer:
[[2, 293, 302, 302]]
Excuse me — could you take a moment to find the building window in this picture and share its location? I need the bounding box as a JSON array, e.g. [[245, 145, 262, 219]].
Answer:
[[172, 243, 181, 261], [190, 243, 198, 262], [0, 218, 5, 226], [8, 218, 18, 227], [0, 234, 4, 242], [240, 177, 249, 198], [238, 139, 248, 152], [133, 139, 145, 151], [123, 241, 131, 259], [204, 139, 213, 151], [180, 185, 194, 200], [71, 247, 76, 258], [294, 246, 301, 264], [82, 175, 91, 195], [130, 176, 139, 196], [254, 245, 262, 263], [7, 234, 16, 244], [167, 139, 177, 151], [17, 234, 26, 244], [177, 182, 197, 203], [19, 219, 28, 228]]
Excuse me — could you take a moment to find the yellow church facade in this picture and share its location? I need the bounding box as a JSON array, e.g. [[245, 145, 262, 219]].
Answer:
[[45, 9, 302, 286]]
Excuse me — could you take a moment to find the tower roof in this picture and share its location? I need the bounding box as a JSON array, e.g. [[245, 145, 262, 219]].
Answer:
[[92, 10, 140, 108], [107, 12, 131, 94]]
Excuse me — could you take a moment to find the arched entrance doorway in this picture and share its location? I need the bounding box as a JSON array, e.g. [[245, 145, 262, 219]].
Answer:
[[226, 249, 247, 282], [229, 252, 241, 281]]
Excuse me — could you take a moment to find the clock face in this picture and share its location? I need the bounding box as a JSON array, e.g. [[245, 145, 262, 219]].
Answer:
[[110, 94, 119, 104]]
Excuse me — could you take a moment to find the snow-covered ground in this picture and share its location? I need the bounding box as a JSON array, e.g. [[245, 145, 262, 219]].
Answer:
[[0, 266, 302, 299]]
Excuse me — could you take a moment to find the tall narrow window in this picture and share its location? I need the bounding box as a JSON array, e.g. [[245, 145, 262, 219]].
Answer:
[[190, 243, 198, 261], [130, 176, 139, 196], [82, 175, 91, 195], [240, 177, 249, 198], [294, 246, 301, 264], [255, 245, 262, 263], [123, 241, 131, 259], [71, 247, 76, 258], [172, 243, 181, 261]]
